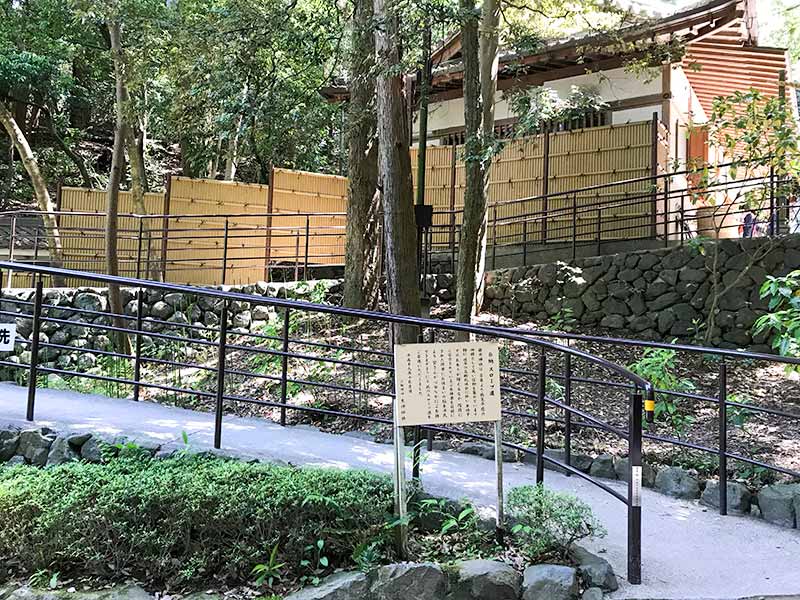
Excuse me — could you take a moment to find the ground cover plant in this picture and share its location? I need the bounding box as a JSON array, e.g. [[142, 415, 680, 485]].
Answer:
[[0, 450, 604, 596]]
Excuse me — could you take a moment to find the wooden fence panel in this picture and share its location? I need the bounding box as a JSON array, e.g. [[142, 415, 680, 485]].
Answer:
[[167, 177, 270, 286], [269, 168, 347, 267], [58, 187, 165, 286], [46, 119, 660, 286]]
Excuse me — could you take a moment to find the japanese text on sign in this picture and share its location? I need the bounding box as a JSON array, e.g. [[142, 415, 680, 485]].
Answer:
[[393, 341, 501, 426]]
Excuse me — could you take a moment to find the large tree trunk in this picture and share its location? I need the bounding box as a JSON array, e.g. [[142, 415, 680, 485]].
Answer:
[[0, 101, 66, 286], [107, 20, 132, 354], [374, 0, 420, 343], [454, 0, 485, 338], [343, 0, 381, 309], [473, 0, 500, 311]]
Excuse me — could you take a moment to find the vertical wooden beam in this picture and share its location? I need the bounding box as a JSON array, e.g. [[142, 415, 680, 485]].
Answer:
[[264, 164, 275, 282], [541, 130, 550, 243], [160, 174, 172, 282], [650, 113, 659, 239]]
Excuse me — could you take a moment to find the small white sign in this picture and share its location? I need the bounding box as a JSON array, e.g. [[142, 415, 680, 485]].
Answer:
[[631, 466, 643, 507], [393, 341, 501, 426], [0, 323, 16, 351]]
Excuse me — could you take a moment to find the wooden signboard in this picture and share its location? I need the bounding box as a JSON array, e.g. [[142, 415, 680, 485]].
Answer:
[[392, 341, 504, 552]]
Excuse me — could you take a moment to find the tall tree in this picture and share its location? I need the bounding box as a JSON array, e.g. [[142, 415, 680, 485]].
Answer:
[[0, 101, 66, 285], [106, 19, 131, 353], [343, 0, 381, 309], [374, 0, 421, 342], [454, 0, 485, 335]]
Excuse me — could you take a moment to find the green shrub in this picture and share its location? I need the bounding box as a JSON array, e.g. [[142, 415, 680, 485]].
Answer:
[[0, 454, 394, 586], [507, 485, 604, 561]]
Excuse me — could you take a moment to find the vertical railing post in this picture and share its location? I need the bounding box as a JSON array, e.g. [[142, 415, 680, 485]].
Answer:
[[221, 218, 230, 286], [769, 166, 777, 236], [214, 300, 229, 449], [491, 205, 498, 270], [663, 178, 670, 247], [571, 194, 577, 262], [627, 390, 643, 585], [133, 289, 144, 402], [26, 278, 44, 421], [679, 192, 685, 246], [595, 208, 601, 256], [31, 233, 39, 288], [718, 361, 728, 516], [7, 215, 17, 290], [304, 215, 310, 281], [294, 231, 300, 280], [564, 354, 572, 476], [536, 350, 546, 484], [522, 220, 528, 266], [135, 219, 144, 280], [279, 307, 291, 426]]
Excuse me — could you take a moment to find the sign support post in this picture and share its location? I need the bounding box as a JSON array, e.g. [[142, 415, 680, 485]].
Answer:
[[494, 419, 505, 544], [393, 340, 503, 553], [392, 392, 408, 558]]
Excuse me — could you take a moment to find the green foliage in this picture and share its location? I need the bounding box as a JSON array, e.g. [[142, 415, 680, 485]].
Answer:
[[45, 354, 133, 398], [0, 454, 394, 586], [251, 544, 285, 589], [508, 484, 604, 561], [754, 270, 800, 361], [508, 85, 607, 136], [726, 394, 754, 430], [628, 347, 696, 437]]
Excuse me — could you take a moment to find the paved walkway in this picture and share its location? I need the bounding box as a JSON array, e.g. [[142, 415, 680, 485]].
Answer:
[[1, 382, 798, 600]]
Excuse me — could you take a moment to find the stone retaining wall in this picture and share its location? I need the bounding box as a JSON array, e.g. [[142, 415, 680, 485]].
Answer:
[[482, 235, 800, 350], [0, 280, 341, 375]]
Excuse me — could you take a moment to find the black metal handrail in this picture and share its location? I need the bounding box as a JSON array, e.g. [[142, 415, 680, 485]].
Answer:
[[504, 324, 800, 507], [0, 260, 653, 583]]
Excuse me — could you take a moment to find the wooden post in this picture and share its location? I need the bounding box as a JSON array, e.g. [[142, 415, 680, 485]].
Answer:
[[449, 144, 457, 253], [264, 164, 275, 282], [160, 174, 172, 282], [542, 130, 550, 243], [650, 112, 658, 239]]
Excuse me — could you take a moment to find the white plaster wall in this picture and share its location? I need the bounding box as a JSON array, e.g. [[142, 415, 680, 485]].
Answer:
[[670, 65, 707, 125], [421, 66, 663, 137], [542, 67, 661, 102], [611, 106, 661, 124]]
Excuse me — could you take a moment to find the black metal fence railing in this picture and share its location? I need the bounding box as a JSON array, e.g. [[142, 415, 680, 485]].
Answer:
[[0, 261, 654, 583], [2, 160, 796, 287], [427, 159, 797, 270], [504, 325, 800, 516]]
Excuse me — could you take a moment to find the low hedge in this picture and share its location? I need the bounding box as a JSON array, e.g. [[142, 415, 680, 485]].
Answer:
[[0, 452, 394, 586]]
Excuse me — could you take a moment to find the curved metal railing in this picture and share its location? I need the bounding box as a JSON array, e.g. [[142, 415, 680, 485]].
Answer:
[[0, 261, 653, 583]]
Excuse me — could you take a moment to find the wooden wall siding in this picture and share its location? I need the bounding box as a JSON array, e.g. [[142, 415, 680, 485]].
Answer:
[[47, 120, 658, 287], [412, 120, 658, 249], [57, 187, 166, 287], [57, 169, 348, 287]]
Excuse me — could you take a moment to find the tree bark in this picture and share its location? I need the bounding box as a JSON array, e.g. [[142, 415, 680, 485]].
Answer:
[[107, 20, 132, 354], [374, 0, 420, 343], [224, 114, 244, 181], [0, 101, 66, 286], [42, 107, 94, 188], [454, 0, 485, 338], [343, 0, 381, 309]]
